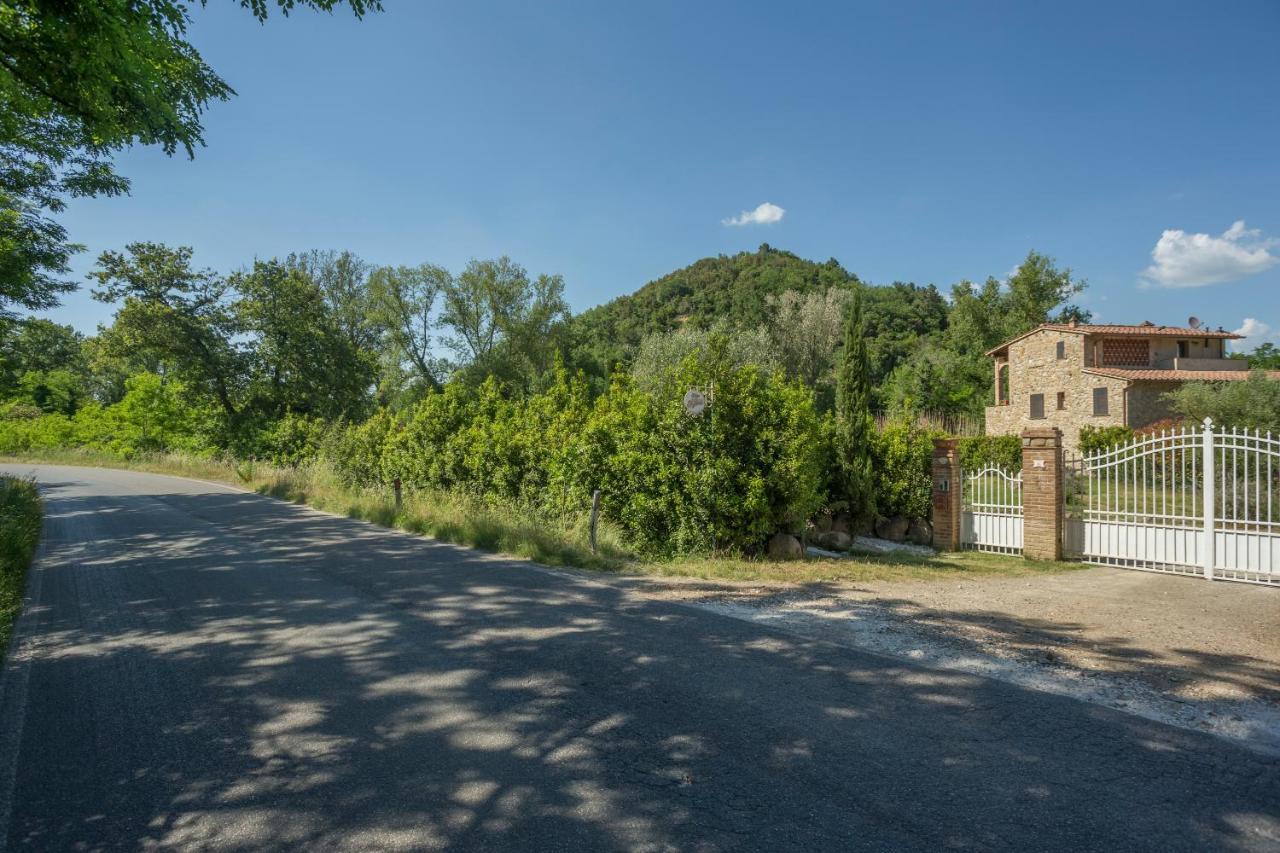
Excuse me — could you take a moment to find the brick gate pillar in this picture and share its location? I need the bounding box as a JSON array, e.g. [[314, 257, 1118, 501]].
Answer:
[[1021, 427, 1063, 561], [931, 438, 962, 551]]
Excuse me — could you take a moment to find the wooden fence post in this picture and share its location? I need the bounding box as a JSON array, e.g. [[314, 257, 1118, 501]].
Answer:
[[393, 477, 402, 511]]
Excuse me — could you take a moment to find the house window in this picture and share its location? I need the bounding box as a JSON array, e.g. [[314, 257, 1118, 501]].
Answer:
[[1056, 392, 1066, 410], [1093, 387, 1109, 416], [1055, 340, 1065, 360], [1177, 340, 1189, 359], [1030, 393, 1045, 419]]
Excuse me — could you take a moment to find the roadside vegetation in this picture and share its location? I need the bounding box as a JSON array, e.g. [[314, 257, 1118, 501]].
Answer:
[[0, 476, 41, 663], [2, 446, 1073, 584]]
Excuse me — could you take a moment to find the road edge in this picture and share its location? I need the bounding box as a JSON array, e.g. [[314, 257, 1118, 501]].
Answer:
[[0, 501, 51, 849]]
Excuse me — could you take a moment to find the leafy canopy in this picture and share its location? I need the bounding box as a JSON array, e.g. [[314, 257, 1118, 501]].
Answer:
[[0, 0, 378, 317]]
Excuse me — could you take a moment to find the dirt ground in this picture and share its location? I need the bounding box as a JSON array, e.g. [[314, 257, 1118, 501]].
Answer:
[[604, 565, 1280, 754]]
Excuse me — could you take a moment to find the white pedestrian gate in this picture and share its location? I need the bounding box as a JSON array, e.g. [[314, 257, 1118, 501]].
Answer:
[[962, 465, 1023, 554], [1071, 418, 1279, 585]]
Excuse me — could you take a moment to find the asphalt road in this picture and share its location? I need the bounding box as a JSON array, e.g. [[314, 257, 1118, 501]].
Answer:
[[0, 465, 1276, 852]]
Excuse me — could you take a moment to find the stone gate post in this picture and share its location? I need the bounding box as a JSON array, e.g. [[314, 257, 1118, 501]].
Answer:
[[1021, 427, 1063, 561], [931, 438, 961, 551]]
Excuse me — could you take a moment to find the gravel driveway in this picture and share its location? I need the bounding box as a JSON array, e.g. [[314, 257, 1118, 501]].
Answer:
[[616, 565, 1280, 754]]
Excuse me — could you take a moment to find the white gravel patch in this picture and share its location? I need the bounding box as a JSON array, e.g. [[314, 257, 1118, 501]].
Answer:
[[694, 597, 1280, 757]]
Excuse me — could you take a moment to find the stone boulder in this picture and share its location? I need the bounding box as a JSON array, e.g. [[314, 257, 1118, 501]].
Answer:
[[907, 518, 933, 546], [816, 530, 853, 552], [766, 533, 804, 560], [875, 515, 910, 542], [829, 513, 851, 535]]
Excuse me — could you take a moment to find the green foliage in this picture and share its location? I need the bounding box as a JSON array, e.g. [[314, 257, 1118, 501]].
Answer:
[[0, 475, 41, 663], [869, 421, 944, 520], [578, 354, 824, 555], [863, 282, 949, 390], [572, 245, 856, 373], [235, 258, 374, 421], [1241, 343, 1280, 370], [0, 0, 378, 316], [880, 343, 990, 419], [330, 347, 824, 557], [879, 251, 1089, 419], [1163, 372, 1280, 433], [1079, 424, 1135, 454], [90, 242, 244, 420], [834, 285, 874, 517], [256, 413, 329, 467], [368, 262, 448, 395], [957, 434, 1022, 472], [440, 256, 571, 389], [630, 324, 778, 394]]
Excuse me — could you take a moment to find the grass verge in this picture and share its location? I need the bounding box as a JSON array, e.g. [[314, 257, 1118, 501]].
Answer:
[[0, 448, 1081, 585], [0, 475, 41, 664]]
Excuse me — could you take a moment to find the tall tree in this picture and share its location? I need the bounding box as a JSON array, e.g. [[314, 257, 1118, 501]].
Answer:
[[369, 263, 448, 392], [440, 256, 570, 385], [0, 0, 379, 316], [835, 284, 875, 519], [288, 249, 382, 353], [233, 259, 373, 421], [1003, 250, 1089, 335], [90, 242, 244, 420], [765, 288, 847, 389]]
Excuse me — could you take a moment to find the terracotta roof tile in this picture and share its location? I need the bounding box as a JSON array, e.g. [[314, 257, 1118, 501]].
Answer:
[[986, 322, 1242, 356], [1082, 367, 1280, 382], [1041, 323, 1242, 338]]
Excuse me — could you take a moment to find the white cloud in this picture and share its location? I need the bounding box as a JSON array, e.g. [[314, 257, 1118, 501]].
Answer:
[[1141, 220, 1279, 288], [722, 202, 785, 227], [1231, 317, 1275, 352]]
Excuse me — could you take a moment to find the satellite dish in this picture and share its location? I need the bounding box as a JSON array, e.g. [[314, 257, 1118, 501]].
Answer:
[[683, 389, 708, 417], [1188, 316, 1202, 329]]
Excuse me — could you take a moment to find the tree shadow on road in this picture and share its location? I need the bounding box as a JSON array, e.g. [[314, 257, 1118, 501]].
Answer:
[[5, 476, 1279, 851]]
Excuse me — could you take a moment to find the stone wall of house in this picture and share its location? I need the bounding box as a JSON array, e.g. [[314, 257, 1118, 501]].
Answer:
[[1126, 381, 1180, 427], [983, 329, 1129, 451]]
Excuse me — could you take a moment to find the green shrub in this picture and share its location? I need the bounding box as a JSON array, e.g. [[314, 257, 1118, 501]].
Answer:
[[325, 409, 395, 488], [1163, 372, 1280, 433], [258, 412, 328, 466], [0, 476, 41, 663], [1079, 424, 1134, 454], [957, 434, 1021, 471], [869, 420, 945, 520], [566, 358, 825, 556]]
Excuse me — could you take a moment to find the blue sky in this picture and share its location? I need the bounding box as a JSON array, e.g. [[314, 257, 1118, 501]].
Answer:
[[50, 0, 1280, 348]]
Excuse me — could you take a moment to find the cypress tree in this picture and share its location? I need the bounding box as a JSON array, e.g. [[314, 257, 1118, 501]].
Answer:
[[836, 283, 874, 519]]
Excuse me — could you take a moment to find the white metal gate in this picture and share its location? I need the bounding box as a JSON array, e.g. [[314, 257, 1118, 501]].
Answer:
[[962, 465, 1023, 554], [1073, 418, 1278, 585]]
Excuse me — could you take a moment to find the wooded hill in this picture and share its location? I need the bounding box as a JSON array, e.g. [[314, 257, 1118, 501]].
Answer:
[[574, 245, 854, 357], [572, 244, 952, 402]]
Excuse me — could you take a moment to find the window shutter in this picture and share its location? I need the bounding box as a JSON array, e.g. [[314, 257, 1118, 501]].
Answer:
[[1030, 394, 1044, 419], [1056, 341, 1065, 359], [1093, 387, 1109, 415]]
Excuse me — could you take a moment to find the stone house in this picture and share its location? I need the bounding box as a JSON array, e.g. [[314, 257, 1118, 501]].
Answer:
[[983, 321, 1274, 450]]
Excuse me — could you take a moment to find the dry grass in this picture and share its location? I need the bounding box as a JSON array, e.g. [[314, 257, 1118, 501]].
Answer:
[[0, 448, 1080, 585], [629, 548, 1081, 585]]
